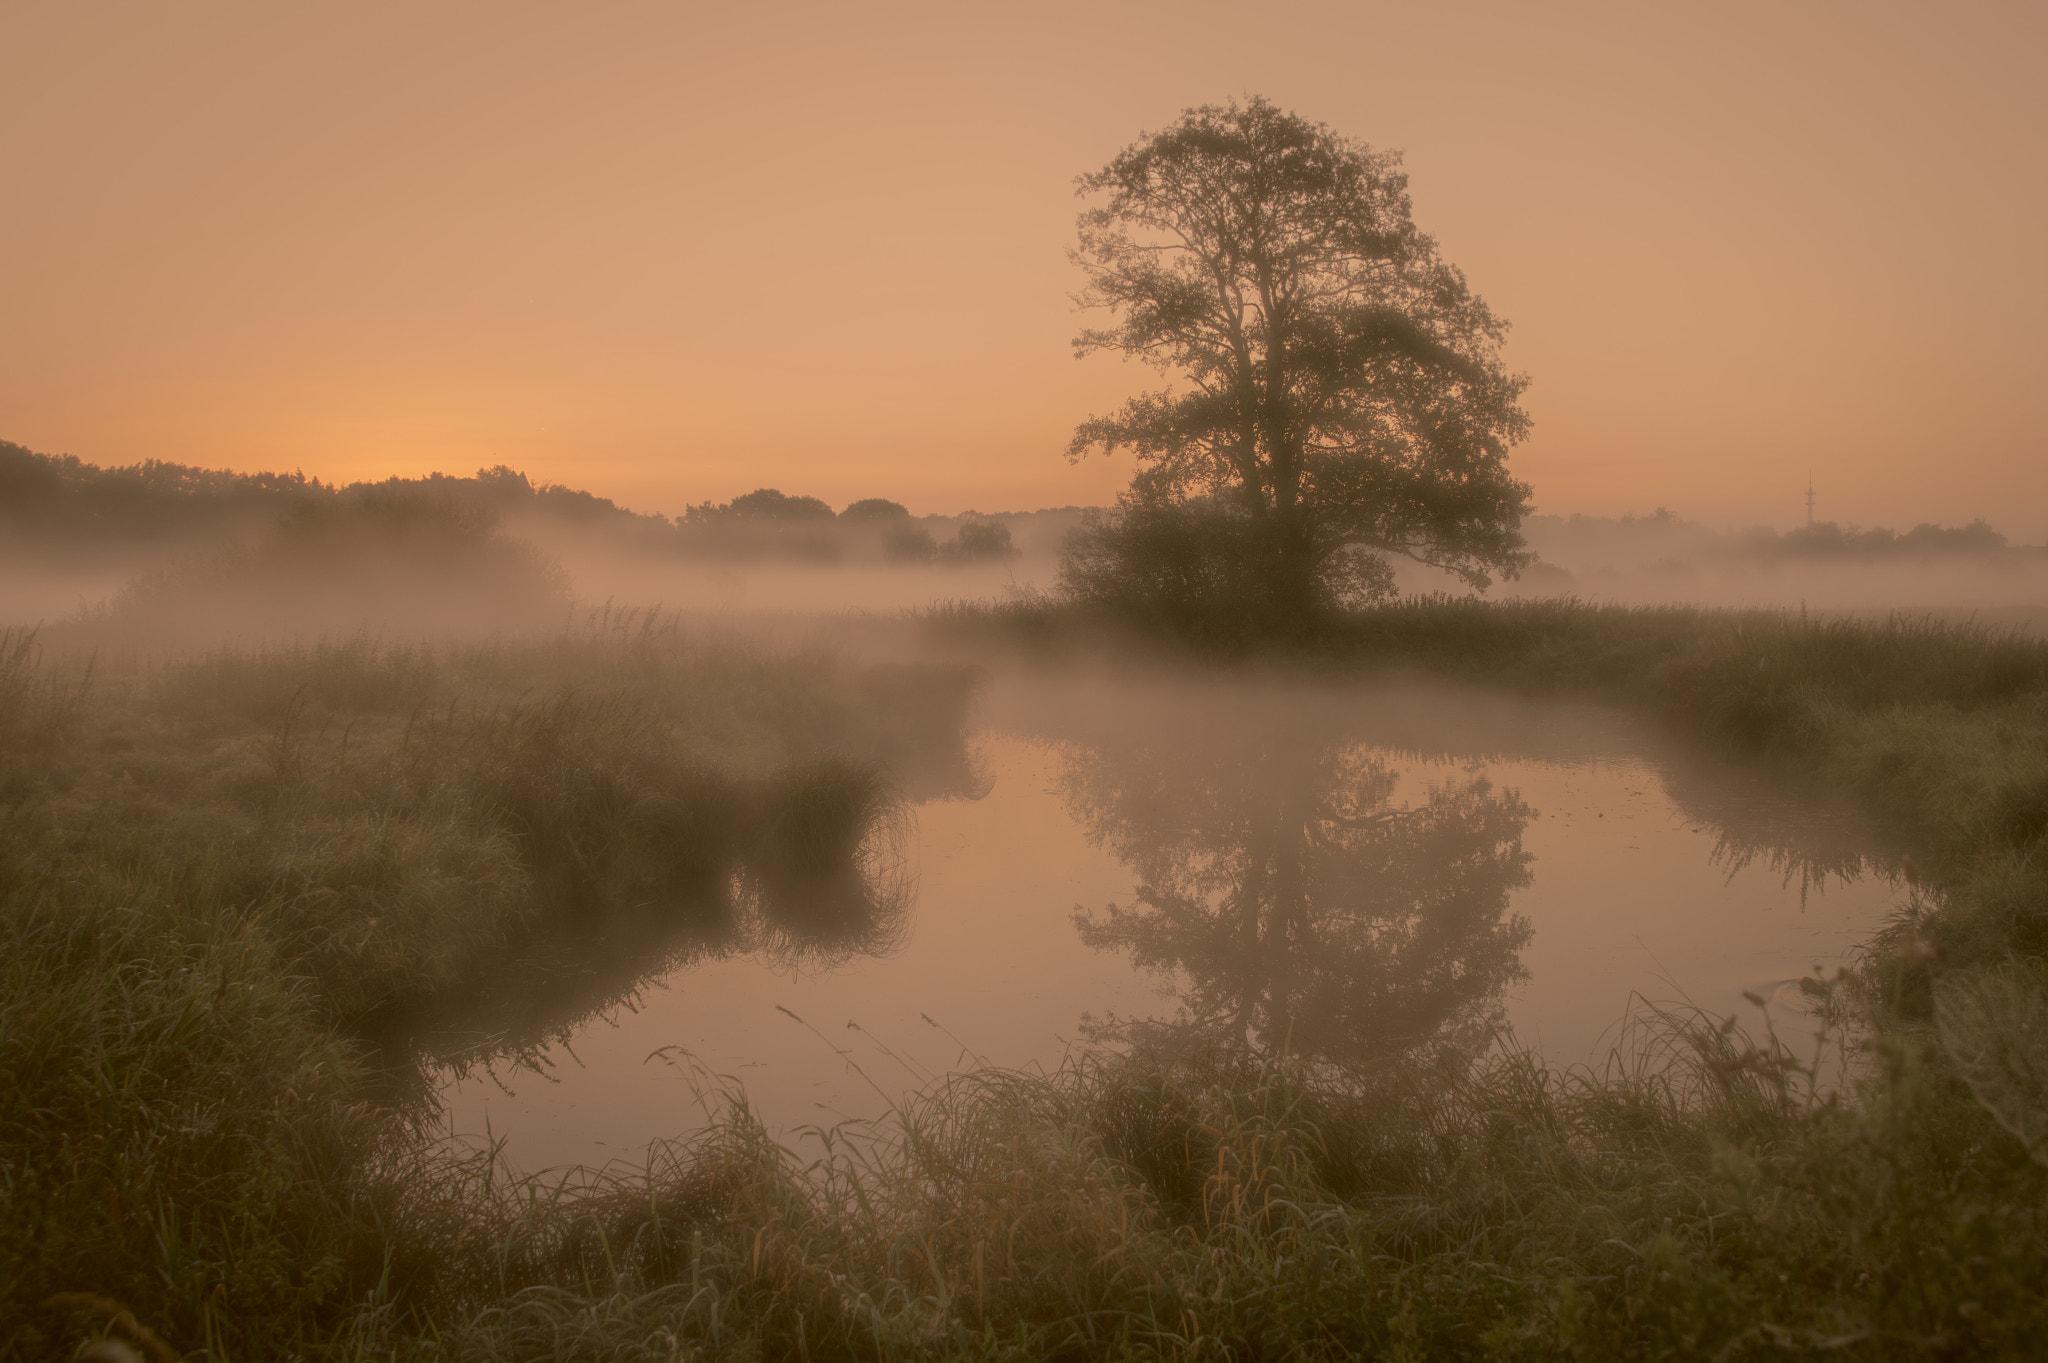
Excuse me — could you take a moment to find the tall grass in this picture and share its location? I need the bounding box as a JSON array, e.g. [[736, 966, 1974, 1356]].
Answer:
[[11, 599, 2048, 1358], [300, 1007, 2043, 1361]]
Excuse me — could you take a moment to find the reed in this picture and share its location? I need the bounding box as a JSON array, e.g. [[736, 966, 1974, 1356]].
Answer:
[[328, 1006, 2045, 1361]]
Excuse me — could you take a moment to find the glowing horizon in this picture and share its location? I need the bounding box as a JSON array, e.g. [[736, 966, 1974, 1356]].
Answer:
[[3, 2, 2042, 533]]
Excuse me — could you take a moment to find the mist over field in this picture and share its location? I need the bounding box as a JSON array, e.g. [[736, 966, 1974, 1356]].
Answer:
[[9, 439, 2047, 643], [0, 441, 1056, 641]]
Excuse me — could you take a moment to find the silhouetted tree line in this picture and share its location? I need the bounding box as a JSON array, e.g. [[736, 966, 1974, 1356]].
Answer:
[[1522, 507, 2019, 567], [0, 441, 1017, 566], [1750, 518, 2007, 557], [677, 487, 1017, 564], [0, 440, 328, 543], [0, 442, 635, 545]]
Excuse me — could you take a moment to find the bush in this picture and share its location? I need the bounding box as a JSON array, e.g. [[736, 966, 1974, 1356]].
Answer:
[[1058, 497, 1390, 641]]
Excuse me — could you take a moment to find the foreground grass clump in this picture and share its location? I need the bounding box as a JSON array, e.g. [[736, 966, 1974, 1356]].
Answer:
[[343, 1012, 2046, 1362]]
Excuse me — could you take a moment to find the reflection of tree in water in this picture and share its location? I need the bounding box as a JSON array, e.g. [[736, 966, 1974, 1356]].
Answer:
[[1064, 726, 1535, 1062]]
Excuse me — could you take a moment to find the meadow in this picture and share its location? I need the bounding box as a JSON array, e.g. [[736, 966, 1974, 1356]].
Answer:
[[5, 589, 2047, 1361]]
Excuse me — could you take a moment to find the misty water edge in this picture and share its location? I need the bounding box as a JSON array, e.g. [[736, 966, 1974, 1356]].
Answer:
[[423, 666, 1898, 1174]]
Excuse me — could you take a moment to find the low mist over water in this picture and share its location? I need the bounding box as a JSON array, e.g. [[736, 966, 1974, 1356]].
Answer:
[[420, 667, 1895, 1173]]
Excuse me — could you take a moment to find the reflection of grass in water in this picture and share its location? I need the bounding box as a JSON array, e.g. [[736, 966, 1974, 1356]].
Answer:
[[412, 758, 918, 1081], [747, 759, 914, 969]]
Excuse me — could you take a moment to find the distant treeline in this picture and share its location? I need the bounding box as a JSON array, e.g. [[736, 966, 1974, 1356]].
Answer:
[[1526, 507, 2024, 568], [1748, 517, 2007, 556], [672, 486, 1018, 563], [0, 440, 327, 542], [0, 441, 1021, 564]]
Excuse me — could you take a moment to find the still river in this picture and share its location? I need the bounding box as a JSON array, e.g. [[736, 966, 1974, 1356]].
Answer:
[[432, 667, 1898, 1173]]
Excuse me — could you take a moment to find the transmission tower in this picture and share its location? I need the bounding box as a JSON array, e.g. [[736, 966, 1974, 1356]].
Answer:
[[1805, 475, 1815, 527]]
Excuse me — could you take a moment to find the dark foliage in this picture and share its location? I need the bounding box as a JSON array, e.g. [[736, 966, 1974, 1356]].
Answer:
[[1067, 97, 1532, 618], [0, 439, 324, 546], [1750, 518, 2009, 557], [1059, 498, 1397, 642], [840, 497, 912, 523], [686, 487, 837, 522], [883, 521, 939, 562], [948, 516, 1017, 561], [0, 442, 655, 552]]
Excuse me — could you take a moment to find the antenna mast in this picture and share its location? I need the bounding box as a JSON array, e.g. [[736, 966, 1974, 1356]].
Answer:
[[1805, 475, 1815, 527]]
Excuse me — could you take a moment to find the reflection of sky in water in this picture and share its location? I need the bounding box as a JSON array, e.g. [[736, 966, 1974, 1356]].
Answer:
[[434, 671, 1899, 1174]]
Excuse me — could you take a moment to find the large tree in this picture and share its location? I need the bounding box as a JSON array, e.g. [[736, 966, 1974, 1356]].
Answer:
[[1065, 97, 1532, 619]]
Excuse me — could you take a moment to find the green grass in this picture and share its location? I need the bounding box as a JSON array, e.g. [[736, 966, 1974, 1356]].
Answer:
[[9, 599, 2048, 1360]]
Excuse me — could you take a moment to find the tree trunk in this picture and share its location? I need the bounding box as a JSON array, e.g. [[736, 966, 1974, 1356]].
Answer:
[[1257, 277, 1317, 624]]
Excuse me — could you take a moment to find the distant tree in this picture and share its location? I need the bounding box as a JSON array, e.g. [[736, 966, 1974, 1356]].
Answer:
[[0, 439, 324, 543], [840, 497, 912, 523], [724, 488, 835, 520], [473, 464, 537, 500], [882, 522, 938, 563], [1065, 97, 1532, 624], [0, 441, 63, 502], [1901, 520, 2005, 554], [948, 517, 1017, 561], [1769, 519, 2007, 558]]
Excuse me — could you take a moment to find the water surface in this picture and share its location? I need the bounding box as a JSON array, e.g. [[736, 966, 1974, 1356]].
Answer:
[[435, 668, 1898, 1172]]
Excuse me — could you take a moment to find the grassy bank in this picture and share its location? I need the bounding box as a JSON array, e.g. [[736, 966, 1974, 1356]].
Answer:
[[8, 599, 2048, 1360], [0, 618, 977, 1358]]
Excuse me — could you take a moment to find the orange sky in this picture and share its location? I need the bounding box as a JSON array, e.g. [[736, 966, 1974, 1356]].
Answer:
[[3, 1, 2043, 531]]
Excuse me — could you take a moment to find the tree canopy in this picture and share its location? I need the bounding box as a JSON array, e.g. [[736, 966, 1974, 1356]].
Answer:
[[1065, 97, 1532, 621], [839, 497, 912, 523]]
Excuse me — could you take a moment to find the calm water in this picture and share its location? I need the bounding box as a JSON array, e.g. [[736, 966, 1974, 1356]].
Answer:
[[433, 668, 1899, 1173]]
